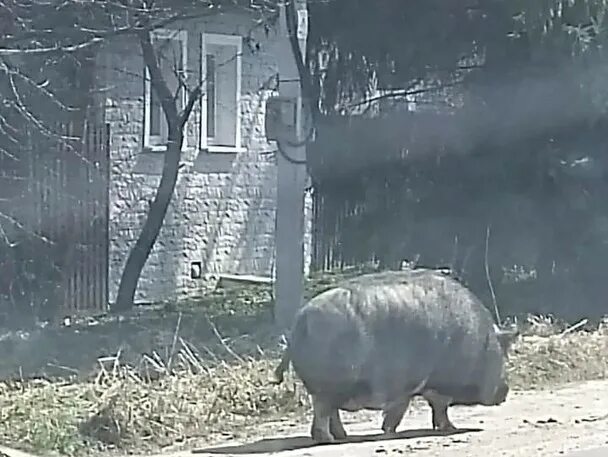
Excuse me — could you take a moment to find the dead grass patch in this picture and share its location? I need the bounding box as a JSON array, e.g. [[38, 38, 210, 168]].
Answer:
[[508, 315, 608, 388], [0, 350, 308, 456]]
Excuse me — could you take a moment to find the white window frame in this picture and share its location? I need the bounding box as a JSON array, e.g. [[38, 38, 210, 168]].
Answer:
[[143, 28, 189, 152], [200, 32, 244, 153]]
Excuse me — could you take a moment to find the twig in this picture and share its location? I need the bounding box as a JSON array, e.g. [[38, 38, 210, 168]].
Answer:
[[96, 353, 120, 384], [347, 80, 464, 109], [204, 316, 246, 364], [177, 347, 210, 375], [142, 353, 166, 375], [45, 362, 79, 375], [176, 339, 213, 374], [484, 224, 501, 324], [19, 367, 24, 393], [112, 348, 123, 376], [256, 344, 265, 357], [460, 245, 474, 278], [151, 350, 167, 371], [205, 393, 220, 423], [166, 311, 182, 372], [449, 235, 459, 274], [548, 359, 569, 369], [200, 344, 220, 362], [178, 337, 202, 365], [126, 368, 143, 384], [0, 210, 55, 244], [559, 318, 588, 337]]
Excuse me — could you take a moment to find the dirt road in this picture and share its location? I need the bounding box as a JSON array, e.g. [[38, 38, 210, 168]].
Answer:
[[1, 380, 607, 457], [189, 379, 608, 457], [562, 448, 608, 457]]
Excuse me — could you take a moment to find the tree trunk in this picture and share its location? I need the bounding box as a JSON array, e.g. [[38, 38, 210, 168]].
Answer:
[[111, 29, 202, 313], [112, 130, 183, 312]]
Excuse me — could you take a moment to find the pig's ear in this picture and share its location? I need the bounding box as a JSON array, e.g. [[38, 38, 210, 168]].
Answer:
[[496, 328, 519, 355]]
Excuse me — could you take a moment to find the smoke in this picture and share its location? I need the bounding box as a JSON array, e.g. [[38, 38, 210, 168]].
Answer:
[[311, 57, 608, 180]]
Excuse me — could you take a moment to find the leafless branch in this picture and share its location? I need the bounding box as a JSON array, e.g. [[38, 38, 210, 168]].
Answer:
[[0, 210, 54, 244], [0, 37, 106, 56], [4, 70, 88, 154], [0, 145, 18, 161], [348, 80, 465, 109], [179, 82, 203, 128], [0, 6, 217, 56], [1, 72, 98, 170], [0, 221, 18, 247], [0, 109, 21, 146], [139, 29, 178, 126], [0, 58, 75, 112], [484, 224, 501, 324], [6, 70, 59, 138]]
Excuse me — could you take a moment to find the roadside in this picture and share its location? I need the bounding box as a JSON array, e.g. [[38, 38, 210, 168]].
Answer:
[[152, 379, 608, 457], [4, 379, 606, 457], [0, 278, 607, 457]]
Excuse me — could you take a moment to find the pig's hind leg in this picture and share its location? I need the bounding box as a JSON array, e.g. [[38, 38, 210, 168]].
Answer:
[[381, 396, 412, 434], [310, 395, 336, 444], [423, 390, 457, 432], [329, 409, 347, 440]]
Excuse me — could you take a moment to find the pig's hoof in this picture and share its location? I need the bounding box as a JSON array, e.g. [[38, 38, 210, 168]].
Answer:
[[333, 430, 347, 441], [435, 421, 458, 433], [330, 427, 347, 441], [381, 425, 398, 436], [311, 429, 335, 444]]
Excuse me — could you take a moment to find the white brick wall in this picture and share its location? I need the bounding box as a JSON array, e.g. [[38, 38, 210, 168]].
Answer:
[[97, 12, 313, 304]]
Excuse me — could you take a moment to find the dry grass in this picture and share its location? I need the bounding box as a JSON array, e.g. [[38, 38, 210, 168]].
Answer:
[[0, 345, 309, 457], [507, 315, 608, 389]]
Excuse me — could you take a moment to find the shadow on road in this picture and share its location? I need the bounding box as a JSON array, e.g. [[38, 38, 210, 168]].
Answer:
[[194, 427, 481, 454]]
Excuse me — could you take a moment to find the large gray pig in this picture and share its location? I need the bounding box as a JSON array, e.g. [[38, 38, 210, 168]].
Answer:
[[271, 268, 519, 443]]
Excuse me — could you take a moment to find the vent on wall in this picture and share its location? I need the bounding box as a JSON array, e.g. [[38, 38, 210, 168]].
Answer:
[[190, 261, 203, 279]]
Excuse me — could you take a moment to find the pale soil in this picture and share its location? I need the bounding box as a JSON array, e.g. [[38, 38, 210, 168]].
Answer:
[[158, 380, 608, 457], [1, 380, 607, 457]]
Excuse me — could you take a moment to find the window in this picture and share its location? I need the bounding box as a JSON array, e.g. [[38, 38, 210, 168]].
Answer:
[[201, 33, 243, 152], [143, 29, 188, 151]]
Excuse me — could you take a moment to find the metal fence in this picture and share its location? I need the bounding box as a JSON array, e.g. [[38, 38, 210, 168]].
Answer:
[[0, 121, 110, 323]]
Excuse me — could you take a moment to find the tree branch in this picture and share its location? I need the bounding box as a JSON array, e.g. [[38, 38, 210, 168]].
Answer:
[[0, 58, 75, 112], [179, 82, 203, 129], [0, 7, 216, 56], [139, 28, 178, 128], [347, 80, 465, 109]]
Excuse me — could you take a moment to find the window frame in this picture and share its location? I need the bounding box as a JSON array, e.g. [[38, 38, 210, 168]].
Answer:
[[200, 32, 244, 154], [143, 28, 189, 152]]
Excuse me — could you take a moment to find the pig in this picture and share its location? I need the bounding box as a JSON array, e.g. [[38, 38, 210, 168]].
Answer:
[[270, 268, 519, 444]]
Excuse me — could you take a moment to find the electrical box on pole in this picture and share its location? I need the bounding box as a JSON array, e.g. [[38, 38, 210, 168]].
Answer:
[[265, 97, 298, 142]]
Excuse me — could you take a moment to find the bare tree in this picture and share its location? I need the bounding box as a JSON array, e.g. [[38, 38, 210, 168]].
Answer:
[[112, 27, 204, 312]]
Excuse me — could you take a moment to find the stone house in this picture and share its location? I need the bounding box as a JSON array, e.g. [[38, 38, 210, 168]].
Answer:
[[96, 9, 313, 306]]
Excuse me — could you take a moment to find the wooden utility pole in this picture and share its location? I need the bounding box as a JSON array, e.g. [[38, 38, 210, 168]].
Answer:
[[266, 0, 310, 334]]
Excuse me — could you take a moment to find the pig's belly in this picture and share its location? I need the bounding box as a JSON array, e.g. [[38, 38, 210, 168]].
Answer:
[[339, 376, 429, 412], [340, 394, 386, 412]]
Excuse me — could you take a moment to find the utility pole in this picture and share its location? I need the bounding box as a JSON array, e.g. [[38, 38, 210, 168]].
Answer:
[[265, 0, 310, 335]]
